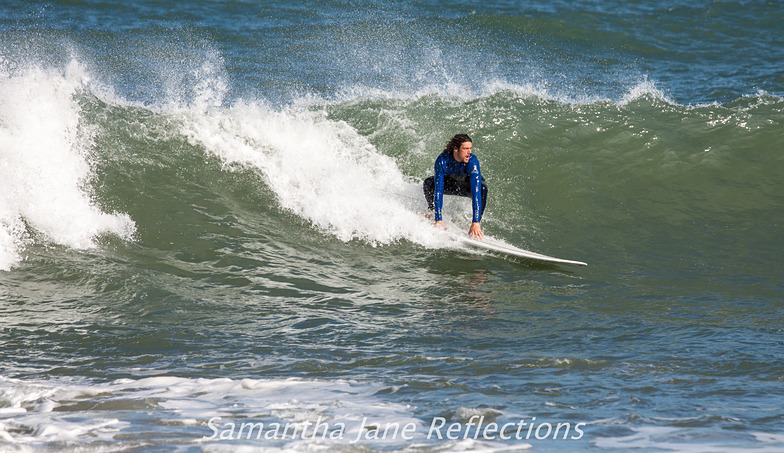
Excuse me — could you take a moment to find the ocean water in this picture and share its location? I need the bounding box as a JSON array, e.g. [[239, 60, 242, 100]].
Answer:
[[1, 1, 783, 451]]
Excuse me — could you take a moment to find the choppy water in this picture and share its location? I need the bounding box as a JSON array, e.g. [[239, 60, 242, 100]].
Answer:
[[1, 1, 783, 451]]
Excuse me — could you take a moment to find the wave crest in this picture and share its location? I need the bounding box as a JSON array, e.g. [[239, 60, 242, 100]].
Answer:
[[0, 61, 135, 271]]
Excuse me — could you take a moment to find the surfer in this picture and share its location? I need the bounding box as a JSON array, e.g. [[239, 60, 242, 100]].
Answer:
[[423, 133, 488, 239]]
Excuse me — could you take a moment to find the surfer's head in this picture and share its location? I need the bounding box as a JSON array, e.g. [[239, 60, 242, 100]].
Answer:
[[444, 134, 473, 163]]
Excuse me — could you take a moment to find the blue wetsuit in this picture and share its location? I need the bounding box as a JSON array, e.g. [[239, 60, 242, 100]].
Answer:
[[425, 151, 486, 223]]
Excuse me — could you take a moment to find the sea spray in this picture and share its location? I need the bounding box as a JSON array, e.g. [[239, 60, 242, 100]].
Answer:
[[1, 2, 783, 451], [0, 61, 135, 270]]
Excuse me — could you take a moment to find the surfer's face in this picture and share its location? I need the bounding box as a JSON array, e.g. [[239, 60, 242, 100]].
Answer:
[[453, 141, 472, 163]]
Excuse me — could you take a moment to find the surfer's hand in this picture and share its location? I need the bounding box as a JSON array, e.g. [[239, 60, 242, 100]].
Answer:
[[469, 222, 483, 239], [434, 220, 446, 230]]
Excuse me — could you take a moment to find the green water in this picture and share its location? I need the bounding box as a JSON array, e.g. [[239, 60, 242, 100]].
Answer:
[[2, 1, 783, 451]]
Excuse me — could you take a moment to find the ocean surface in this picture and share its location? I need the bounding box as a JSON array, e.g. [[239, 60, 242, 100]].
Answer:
[[1, 1, 783, 451]]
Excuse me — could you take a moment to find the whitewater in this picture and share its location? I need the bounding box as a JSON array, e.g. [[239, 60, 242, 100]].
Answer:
[[2, 1, 783, 452]]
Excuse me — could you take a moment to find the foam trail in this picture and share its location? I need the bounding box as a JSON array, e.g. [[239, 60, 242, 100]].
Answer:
[[0, 374, 527, 451], [0, 375, 414, 448], [182, 101, 453, 248], [0, 61, 135, 271]]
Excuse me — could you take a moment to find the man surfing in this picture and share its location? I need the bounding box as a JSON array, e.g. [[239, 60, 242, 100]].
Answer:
[[423, 133, 488, 239]]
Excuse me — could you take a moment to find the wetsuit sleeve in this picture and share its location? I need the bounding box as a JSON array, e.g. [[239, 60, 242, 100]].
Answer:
[[434, 157, 445, 222], [469, 156, 482, 223]]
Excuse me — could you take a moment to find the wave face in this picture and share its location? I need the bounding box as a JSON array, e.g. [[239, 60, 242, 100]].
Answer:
[[1, 1, 783, 451]]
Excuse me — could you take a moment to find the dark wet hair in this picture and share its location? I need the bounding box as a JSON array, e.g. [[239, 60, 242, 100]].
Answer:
[[443, 133, 472, 154]]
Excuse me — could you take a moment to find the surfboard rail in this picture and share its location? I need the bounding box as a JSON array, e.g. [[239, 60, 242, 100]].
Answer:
[[454, 234, 587, 266]]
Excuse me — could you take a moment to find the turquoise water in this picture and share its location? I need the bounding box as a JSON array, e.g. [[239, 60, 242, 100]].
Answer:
[[1, 1, 783, 451]]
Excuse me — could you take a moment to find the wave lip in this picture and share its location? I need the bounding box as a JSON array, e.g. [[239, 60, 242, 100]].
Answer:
[[0, 61, 135, 271]]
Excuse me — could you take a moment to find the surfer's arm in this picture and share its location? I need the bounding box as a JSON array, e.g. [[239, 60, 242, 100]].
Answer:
[[433, 159, 446, 222], [468, 157, 482, 223], [467, 156, 483, 239]]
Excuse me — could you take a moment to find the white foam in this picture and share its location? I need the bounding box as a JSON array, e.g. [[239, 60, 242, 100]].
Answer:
[[0, 375, 407, 449], [8, 375, 777, 451], [479, 75, 675, 107], [354, 72, 674, 107], [0, 374, 540, 451], [619, 76, 674, 106], [594, 425, 784, 452], [0, 61, 136, 271], [181, 101, 462, 248]]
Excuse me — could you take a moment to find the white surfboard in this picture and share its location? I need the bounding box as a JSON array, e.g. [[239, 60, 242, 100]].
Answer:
[[452, 233, 587, 266]]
